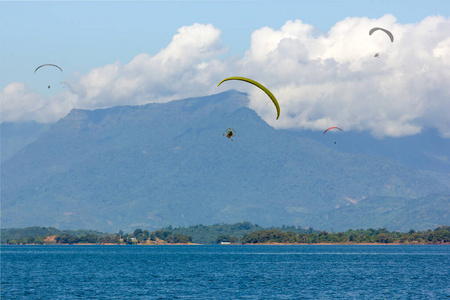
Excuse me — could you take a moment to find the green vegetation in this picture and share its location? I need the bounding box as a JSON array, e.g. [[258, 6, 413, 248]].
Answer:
[[2, 223, 448, 245], [1, 227, 192, 245], [160, 221, 314, 244], [240, 226, 450, 244], [1, 226, 106, 244]]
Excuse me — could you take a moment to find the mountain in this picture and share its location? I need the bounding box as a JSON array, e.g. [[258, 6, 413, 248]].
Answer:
[[1, 90, 449, 233], [283, 128, 450, 175], [1, 121, 50, 163]]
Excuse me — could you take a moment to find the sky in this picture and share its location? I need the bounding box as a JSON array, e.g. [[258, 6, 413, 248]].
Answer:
[[1, 0, 449, 138]]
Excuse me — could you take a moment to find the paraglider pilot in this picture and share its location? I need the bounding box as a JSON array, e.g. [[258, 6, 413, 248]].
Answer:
[[223, 128, 235, 141]]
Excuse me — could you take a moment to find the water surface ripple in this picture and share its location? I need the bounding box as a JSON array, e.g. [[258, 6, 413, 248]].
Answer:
[[2, 245, 449, 299]]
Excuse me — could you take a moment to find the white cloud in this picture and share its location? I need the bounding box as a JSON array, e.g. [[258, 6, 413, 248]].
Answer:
[[1, 17, 449, 138], [0, 82, 76, 123], [237, 15, 450, 138], [55, 23, 228, 110]]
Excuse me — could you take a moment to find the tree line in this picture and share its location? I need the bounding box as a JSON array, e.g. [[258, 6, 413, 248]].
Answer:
[[240, 226, 450, 244], [2, 228, 192, 245], [162, 221, 316, 244], [2, 224, 449, 245]]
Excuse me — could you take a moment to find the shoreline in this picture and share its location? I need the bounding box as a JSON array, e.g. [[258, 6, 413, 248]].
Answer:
[[3, 242, 449, 246], [243, 242, 450, 245]]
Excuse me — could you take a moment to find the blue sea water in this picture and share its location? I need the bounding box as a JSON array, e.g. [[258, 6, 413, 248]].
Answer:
[[1, 245, 449, 299]]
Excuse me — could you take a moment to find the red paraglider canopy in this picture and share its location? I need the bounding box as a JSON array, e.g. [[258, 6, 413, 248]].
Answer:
[[323, 127, 343, 135]]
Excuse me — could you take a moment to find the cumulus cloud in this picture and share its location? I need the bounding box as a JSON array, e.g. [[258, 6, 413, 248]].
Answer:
[[0, 82, 77, 123], [237, 15, 450, 138], [68, 23, 227, 108], [1, 17, 449, 138]]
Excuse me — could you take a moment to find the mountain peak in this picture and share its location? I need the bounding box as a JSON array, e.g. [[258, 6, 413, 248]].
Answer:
[[1, 91, 449, 233]]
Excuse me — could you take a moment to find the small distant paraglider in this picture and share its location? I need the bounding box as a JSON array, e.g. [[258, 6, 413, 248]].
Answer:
[[323, 127, 343, 144], [35, 64, 63, 73], [369, 27, 394, 58], [369, 27, 394, 43], [218, 76, 280, 120], [323, 127, 343, 135], [35, 64, 63, 89], [223, 128, 236, 141]]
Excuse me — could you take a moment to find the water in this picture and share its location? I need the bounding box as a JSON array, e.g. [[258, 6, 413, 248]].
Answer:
[[2, 245, 449, 299]]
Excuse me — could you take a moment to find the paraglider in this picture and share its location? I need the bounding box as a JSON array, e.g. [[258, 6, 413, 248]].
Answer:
[[323, 127, 343, 135], [34, 64, 63, 89], [34, 64, 63, 73], [323, 127, 342, 144], [369, 28, 394, 58], [223, 128, 236, 141], [218, 76, 280, 120], [369, 27, 394, 43]]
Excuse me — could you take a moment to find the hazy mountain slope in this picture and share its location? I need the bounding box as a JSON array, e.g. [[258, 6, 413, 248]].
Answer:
[[1, 90, 449, 232], [0, 121, 50, 163], [284, 128, 450, 176], [322, 194, 450, 232]]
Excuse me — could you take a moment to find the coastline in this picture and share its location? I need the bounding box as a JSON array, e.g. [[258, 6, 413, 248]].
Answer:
[[3, 225, 449, 245], [3, 242, 449, 246], [243, 242, 450, 245]]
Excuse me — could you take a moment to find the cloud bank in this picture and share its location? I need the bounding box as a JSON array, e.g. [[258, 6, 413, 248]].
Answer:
[[1, 17, 450, 138]]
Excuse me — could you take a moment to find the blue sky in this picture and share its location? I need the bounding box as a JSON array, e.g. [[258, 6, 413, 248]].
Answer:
[[2, 0, 448, 86], [1, 1, 449, 138]]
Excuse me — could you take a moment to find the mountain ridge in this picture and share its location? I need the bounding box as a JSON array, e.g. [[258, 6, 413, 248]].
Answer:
[[1, 90, 449, 232]]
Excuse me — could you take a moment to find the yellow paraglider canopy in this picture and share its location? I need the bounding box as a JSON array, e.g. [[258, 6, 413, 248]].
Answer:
[[218, 76, 280, 120]]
